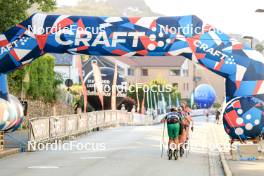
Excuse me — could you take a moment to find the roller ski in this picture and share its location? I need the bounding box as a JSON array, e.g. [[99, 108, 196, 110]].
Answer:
[[173, 149, 179, 160], [167, 148, 178, 160], [180, 146, 184, 157], [168, 149, 173, 160]]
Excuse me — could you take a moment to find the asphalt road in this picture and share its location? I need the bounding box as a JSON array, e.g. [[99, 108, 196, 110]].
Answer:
[[0, 116, 224, 176]]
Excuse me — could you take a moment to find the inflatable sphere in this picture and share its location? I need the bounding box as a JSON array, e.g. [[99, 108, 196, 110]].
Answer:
[[84, 67, 127, 110], [223, 96, 264, 140], [194, 84, 216, 108], [0, 95, 24, 131]]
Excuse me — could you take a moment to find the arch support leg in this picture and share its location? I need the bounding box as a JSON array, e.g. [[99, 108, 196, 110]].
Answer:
[[0, 74, 8, 100]]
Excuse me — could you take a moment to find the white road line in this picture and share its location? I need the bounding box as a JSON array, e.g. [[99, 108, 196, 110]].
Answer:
[[80, 156, 106, 160], [28, 166, 59, 169], [72, 146, 138, 154]]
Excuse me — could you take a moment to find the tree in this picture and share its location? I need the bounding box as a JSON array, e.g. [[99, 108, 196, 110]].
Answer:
[[255, 43, 264, 53], [0, 0, 56, 33], [8, 54, 63, 103], [26, 54, 63, 103], [2, 1, 57, 102]]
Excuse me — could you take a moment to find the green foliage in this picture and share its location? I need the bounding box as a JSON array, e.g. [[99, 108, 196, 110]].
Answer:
[[53, 72, 64, 101], [8, 54, 63, 103], [0, 0, 56, 33], [255, 43, 264, 53], [3, 0, 57, 102], [213, 102, 222, 109], [26, 54, 59, 103], [8, 68, 27, 96]]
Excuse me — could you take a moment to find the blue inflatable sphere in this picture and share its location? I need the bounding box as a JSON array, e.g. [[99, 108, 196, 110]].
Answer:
[[223, 96, 264, 140], [194, 84, 216, 108]]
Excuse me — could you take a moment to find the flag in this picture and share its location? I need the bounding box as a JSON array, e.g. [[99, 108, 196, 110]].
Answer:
[[150, 90, 153, 110], [176, 96, 180, 107], [168, 93, 172, 109], [146, 89, 150, 110], [111, 63, 118, 110], [161, 93, 166, 114], [141, 91, 145, 114], [92, 61, 104, 109], [136, 86, 140, 112], [190, 92, 194, 108], [76, 56, 88, 112], [153, 92, 157, 110]]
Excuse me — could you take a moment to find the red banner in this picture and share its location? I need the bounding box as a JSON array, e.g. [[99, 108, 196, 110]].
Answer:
[[111, 63, 118, 110], [92, 62, 104, 109], [76, 56, 87, 112], [141, 92, 145, 114]]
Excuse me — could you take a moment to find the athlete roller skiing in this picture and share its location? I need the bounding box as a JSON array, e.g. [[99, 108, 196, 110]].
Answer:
[[161, 102, 193, 160]]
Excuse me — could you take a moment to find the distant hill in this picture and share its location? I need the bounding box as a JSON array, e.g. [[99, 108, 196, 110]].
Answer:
[[49, 0, 160, 16]]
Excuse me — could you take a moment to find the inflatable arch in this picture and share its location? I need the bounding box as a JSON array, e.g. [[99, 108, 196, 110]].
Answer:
[[0, 13, 264, 139]]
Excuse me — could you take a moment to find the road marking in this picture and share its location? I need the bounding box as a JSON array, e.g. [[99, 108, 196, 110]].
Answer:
[[72, 146, 138, 154], [80, 156, 106, 160], [28, 166, 59, 169]]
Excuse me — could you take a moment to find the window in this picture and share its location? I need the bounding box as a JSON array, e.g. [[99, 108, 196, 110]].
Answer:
[[119, 68, 125, 75], [183, 83, 189, 91], [127, 68, 134, 76], [169, 69, 181, 76], [183, 69, 189, 77], [141, 69, 148, 76]]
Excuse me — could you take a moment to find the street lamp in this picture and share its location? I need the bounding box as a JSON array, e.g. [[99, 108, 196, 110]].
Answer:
[[243, 36, 254, 48]]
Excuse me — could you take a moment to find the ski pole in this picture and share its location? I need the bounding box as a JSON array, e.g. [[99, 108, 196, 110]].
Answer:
[[161, 119, 166, 158]]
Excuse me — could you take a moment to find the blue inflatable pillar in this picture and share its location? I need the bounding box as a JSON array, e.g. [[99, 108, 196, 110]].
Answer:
[[0, 74, 9, 100]]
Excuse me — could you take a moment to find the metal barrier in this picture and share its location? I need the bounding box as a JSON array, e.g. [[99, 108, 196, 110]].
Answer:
[[132, 113, 153, 125], [0, 131, 4, 151], [28, 110, 152, 144]]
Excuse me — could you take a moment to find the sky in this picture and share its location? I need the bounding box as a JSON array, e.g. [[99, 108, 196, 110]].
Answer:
[[57, 0, 264, 40], [145, 0, 264, 40]]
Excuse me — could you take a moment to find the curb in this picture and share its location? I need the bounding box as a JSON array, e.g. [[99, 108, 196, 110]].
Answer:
[[210, 123, 233, 176], [0, 148, 20, 159], [220, 152, 232, 176]]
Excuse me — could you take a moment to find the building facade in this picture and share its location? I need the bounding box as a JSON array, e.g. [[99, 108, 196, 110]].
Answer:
[[53, 54, 80, 84], [53, 54, 226, 104], [108, 56, 225, 103]]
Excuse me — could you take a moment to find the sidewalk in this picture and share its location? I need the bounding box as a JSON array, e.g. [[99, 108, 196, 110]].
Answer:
[[212, 121, 264, 176], [228, 160, 264, 176], [0, 148, 20, 159], [0, 130, 28, 159]]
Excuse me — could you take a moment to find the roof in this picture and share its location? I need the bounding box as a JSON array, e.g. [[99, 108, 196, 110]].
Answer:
[[52, 54, 186, 67], [116, 56, 186, 67], [53, 53, 73, 66], [82, 56, 124, 71]]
